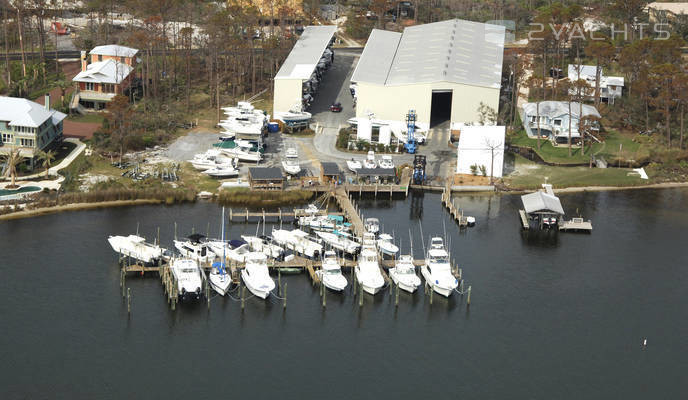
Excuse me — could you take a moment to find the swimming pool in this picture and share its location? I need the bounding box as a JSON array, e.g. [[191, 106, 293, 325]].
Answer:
[[0, 186, 42, 200]]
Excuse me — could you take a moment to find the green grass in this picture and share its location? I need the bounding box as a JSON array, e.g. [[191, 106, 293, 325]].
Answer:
[[504, 154, 648, 189], [68, 113, 105, 124], [217, 188, 314, 207]]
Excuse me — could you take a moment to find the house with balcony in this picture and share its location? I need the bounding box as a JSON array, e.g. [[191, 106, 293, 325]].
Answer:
[[567, 65, 624, 104], [72, 44, 138, 111], [0, 95, 66, 168], [522, 101, 601, 146]]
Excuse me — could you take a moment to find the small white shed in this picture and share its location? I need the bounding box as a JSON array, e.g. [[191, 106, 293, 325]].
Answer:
[[456, 125, 506, 178]]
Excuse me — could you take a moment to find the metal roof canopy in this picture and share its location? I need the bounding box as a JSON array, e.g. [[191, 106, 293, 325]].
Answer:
[[249, 167, 284, 180], [350, 29, 401, 85], [275, 25, 337, 81], [321, 162, 341, 176], [521, 191, 565, 215], [356, 168, 396, 177]]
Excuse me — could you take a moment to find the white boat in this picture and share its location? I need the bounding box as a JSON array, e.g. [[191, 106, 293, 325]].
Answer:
[[208, 207, 232, 296], [219, 146, 262, 162], [203, 165, 239, 178], [241, 252, 275, 299], [108, 234, 166, 265], [378, 155, 394, 169], [174, 234, 214, 263], [170, 258, 203, 301], [274, 106, 312, 124], [421, 237, 458, 297], [315, 231, 360, 255], [364, 217, 380, 235], [241, 235, 285, 259], [316, 251, 348, 291], [377, 233, 399, 256], [219, 117, 264, 137], [272, 229, 323, 259], [363, 151, 376, 169], [389, 255, 421, 293], [220, 179, 250, 189], [355, 238, 385, 295], [189, 150, 233, 171], [282, 147, 301, 175], [346, 158, 362, 172], [298, 215, 336, 231], [207, 239, 250, 263], [466, 216, 476, 226]]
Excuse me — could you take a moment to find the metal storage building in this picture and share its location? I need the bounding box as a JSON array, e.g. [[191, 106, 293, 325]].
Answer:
[[273, 25, 337, 116], [351, 19, 505, 128]]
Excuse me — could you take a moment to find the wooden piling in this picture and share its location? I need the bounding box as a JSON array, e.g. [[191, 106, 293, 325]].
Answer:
[[358, 283, 363, 307], [283, 282, 287, 309], [430, 285, 433, 305], [127, 288, 131, 314], [467, 286, 472, 306], [395, 282, 399, 307]]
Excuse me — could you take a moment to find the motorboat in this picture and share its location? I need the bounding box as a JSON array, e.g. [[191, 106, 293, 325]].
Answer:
[[355, 240, 385, 295], [378, 155, 394, 169], [274, 105, 312, 125], [208, 239, 250, 263], [189, 150, 233, 171], [282, 147, 301, 175], [315, 231, 360, 255], [363, 151, 376, 169], [241, 252, 275, 299], [108, 234, 166, 265], [170, 258, 203, 301], [364, 218, 380, 235], [272, 229, 322, 259], [421, 237, 458, 297], [346, 158, 362, 172], [377, 233, 399, 256], [466, 216, 476, 226], [542, 216, 557, 228], [214, 140, 262, 162], [316, 251, 348, 291], [298, 215, 336, 231], [220, 179, 250, 189], [203, 165, 239, 178], [241, 235, 285, 259], [389, 255, 421, 293], [174, 234, 214, 263]]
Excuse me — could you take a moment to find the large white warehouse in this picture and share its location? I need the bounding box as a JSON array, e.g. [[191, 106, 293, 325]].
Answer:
[[273, 25, 337, 116], [351, 19, 505, 128]]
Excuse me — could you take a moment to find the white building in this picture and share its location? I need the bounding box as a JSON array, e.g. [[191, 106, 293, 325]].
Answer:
[[273, 26, 337, 116], [73, 45, 138, 110], [567, 65, 624, 103], [522, 101, 601, 145], [456, 125, 505, 178], [351, 19, 505, 129]]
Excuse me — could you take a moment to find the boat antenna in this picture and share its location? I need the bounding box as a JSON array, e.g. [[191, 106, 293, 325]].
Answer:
[[221, 206, 226, 275], [136, 221, 139, 236], [443, 219, 447, 246], [256, 219, 260, 237], [262, 218, 265, 236], [419, 221, 426, 256]]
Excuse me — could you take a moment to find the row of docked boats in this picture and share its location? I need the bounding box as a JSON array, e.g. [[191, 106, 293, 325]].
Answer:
[[346, 151, 394, 172]]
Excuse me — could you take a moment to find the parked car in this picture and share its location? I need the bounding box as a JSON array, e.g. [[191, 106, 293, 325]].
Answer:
[[330, 102, 342, 112]]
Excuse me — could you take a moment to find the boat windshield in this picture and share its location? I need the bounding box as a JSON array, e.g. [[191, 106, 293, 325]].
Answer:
[[325, 268, 340, 274], [430, 256, 448, 264], [181, 268, 196, 273]]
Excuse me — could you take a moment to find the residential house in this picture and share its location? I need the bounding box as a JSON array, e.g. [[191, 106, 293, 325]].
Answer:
[[0, 95, 66, 168], [522, 101, 601, 145], [646, 2, 688, 23], [72, 44, 138, 111], [567, 65, 624, 104]]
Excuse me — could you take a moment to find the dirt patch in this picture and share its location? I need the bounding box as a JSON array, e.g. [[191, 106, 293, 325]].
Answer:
[[452, 174, 490, 186], [64, 120, 100, 139]]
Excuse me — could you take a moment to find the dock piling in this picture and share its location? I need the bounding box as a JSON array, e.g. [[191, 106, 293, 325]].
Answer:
[[467, 285, 472, 306], [395, 282, 399, 307], [127, 288, 131, 314], [283, 282, 287, 309], [358, 284, 363, 307]]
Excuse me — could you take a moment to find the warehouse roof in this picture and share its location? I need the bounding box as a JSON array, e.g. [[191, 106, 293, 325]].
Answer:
[[351, 29, 402, 85], [521, 191, 565, 215], [353, 19, 505, 88], [249, 167, 283, 180], [275, 25, 337, 80]]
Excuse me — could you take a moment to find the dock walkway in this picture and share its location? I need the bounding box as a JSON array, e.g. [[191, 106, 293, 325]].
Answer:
[[333, 187, 365, 237]]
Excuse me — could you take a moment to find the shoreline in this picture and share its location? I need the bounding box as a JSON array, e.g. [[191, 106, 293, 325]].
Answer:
[[0, 199, 163, 221]]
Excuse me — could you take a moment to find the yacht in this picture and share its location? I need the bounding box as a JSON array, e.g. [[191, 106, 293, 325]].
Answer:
[[314, 231, 360, 255], [355, 237, 385, 295], [207, 239, 250, 263], [170, 258, 203, 301], [272, 229, 322, 259], [363, 151, 376, 169], [378, 155, 394, 169], [108, 234, 166, 265], [189, 150, 233, 171], [214, 140, 262, 162], [241, 252, 275, 299], [174, 234, 214, 263], [421, 237, 458, 297], [316, 251, 348, 291], [377, 233, 399, 256], [364, 218, 380, 235], [274, 106, 312, 125], [389, 255, 421, 293], [282, 147, 302, 175], [241, 235, 285, 259], [346, 158, 362, 172]]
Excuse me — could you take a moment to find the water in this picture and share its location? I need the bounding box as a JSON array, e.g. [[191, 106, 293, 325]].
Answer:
[[1, 189, 687, 398]]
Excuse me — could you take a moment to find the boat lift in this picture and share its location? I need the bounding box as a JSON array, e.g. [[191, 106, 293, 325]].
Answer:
[[404, 110, 417, 154]]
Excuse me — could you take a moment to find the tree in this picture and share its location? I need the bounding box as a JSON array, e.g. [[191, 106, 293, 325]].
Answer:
[[484, 137, 503, 184], [477, 102, 497, 125], [1, 148, 23, 188], [10, 0, 28, 77], [649, 63, 678, 148], [586, 37, 615, 108], [676, 72, 688, 149], [104, 95, 134, 163], [607, 0, 649, 41], [35, 149, 56, 178]]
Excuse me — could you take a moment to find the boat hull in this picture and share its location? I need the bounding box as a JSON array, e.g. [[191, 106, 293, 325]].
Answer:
[[209, 275, 232, 296], [390, 274, 419, 293], [241, 271, 272, 299], [421, 266, 456, 297]]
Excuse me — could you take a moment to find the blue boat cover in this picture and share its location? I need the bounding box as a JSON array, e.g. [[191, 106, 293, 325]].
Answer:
[[229, 239, 246, 249]]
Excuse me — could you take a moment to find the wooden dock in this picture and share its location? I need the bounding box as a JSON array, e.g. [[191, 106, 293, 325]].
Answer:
[[333, 187, 365, 237], [441, 186, 468, 227], [518, 209, 530, 230], [227, 207, 343, 222], [559, 217, 593, 232]]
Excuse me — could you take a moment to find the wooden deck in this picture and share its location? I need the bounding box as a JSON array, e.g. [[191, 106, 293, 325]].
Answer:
[[333, 187, 365, 237], [559, 218, 593, 232], [518, 209, 530, 230], [441, 186, 469, 227], [227, 207, 343, 222]]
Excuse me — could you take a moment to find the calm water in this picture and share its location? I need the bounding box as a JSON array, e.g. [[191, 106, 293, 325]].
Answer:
[[1, 190, 687, 399]]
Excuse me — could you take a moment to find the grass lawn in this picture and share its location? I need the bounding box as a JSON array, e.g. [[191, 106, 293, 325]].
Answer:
[[503, 154, 648, 189], [177, 163, 221, 193], [68, 113, 105, 124]]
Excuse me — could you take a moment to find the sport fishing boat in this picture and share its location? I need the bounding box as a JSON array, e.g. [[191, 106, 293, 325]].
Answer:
[[189, 150, 234, 171], [282, 147, 301, 175], [314, 231, 360, 255], [214, 140, 262, 162], [389, 255, 421, 293], [241, 235, 285, 259], [108, 234, 166, 265], [170, 258, 203, 301], [274, 104, 312, 125], [378, 155, 394, 169], [174, 234, 214, 263], [421, 237, 458, 297], [364, 217, 380, 235], [202, 165, 239, 178], [298, 214, 336, 231], [272, 229, 322, 259], [241, 252, 275, 299], [355, 233, 385, 295], [377, 233, 399, 256], [363, 151, 376, 169], [316, 251, 348, 291]]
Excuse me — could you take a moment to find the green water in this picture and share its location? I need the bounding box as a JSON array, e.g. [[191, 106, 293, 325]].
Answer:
[[0, 186, 41, 196]]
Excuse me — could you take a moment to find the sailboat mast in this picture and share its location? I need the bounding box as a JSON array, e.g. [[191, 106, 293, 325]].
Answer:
[[221, 207, 226, 273]]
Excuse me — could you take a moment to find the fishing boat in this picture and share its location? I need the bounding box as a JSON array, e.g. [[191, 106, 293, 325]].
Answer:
[[421, 237, 458, 297], [316, 251, 348, 291], [298, 214, 336, 231], [214, 140, 262, 162], [241, 252, 275, 299], [363, 150, 376, 169], [377, 233, 399, 256], [378, 155, 394, 169], [107, 234, 166, 265], [389, 255, 421, 293], [364, 218, 380, 235], [220, 179, 250, 189], [241, 235, 285, 259], [346, 158, 362, 172], [272, 229, 322, 259], [170, 258, 203, 301], [355, 236, 385, 295], [202, 165, 239, 178], [315, 231, 360, 255], [282, 147, 301, 175], [189, 150, 233, 171], [274, 106, 312, 125], [174, 234, 214, 263]]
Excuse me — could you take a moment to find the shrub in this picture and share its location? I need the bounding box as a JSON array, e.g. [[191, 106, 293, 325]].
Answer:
[[479, 165, 487, 176], [470, 164, 478, 175]]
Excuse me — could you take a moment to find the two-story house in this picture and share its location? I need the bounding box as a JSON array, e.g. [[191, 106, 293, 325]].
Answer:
[[72, 44, 138, 111], [522, 101, 601, 145], [567, 65, 624, 104], [0, 95, 66, 168]]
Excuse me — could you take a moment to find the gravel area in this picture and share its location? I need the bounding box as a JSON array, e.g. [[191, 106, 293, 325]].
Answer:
[[164, 131, 219, 162]]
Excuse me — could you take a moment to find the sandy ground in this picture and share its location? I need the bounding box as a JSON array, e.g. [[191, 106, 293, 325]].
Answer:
[[164, 131, 219, 162], [0, 199, 163, 221]]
